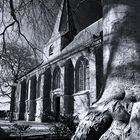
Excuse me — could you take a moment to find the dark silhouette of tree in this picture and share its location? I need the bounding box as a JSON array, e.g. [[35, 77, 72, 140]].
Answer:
[[0, 0, 61, 122], [0, 0, 61, 57], [0, 43, 38, 122]]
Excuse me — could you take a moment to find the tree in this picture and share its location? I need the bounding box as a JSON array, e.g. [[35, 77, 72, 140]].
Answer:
[[0, 43, 38, 122], [0, 0, 61, 57], [0, 0, 61, 122], [2, 0, 140, 139], [72, 0, 140, 140]]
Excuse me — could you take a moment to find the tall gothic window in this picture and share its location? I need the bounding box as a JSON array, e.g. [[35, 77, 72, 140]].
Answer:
[[75, 57, 89, 92], [53, 67, 61, 90]]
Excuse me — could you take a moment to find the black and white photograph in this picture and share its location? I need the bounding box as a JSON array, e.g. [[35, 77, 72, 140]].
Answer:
[[0, 0, 139, 139]]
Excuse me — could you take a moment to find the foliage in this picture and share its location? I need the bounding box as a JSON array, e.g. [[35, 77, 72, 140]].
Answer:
[[42, 111, 56, 122], [59, 114, 78, 133], [42, 111, 78, 132], [10, 123, 30, 132], [41, 109, 78, 134]]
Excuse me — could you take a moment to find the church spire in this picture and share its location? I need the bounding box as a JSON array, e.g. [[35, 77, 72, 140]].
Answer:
[[59, 0, 77, 50]]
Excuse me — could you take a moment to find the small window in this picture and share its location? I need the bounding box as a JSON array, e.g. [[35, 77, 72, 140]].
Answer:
[[49, 45, 54, 56]]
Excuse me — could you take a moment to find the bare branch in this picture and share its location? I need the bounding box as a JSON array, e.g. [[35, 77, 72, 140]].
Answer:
[[0, 85, 11, 99], [0, 21, 15, 52], [9, 0, 41, 57]]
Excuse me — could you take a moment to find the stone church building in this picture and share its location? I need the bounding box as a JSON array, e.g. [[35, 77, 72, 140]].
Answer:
[[13, 0, 103, 122]]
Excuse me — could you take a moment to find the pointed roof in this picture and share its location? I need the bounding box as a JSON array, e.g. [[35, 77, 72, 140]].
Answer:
[[43, 0, 77, 62], [47, 0, 64, 43], [59, 0, 76, 36], [47, 0, 76, 44]]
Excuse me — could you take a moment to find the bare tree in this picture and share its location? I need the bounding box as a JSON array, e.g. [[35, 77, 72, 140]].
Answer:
[[0, 43, 38, 122], [0, 0, 61, 56], [0, 0, 61, 122]]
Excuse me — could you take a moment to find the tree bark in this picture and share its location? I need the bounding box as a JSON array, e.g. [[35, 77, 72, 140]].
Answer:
[[72, 0, 140, 139], [9, 84, 16, 123]]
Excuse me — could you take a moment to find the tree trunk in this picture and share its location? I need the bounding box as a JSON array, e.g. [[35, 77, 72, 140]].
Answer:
[[72, 0, 140, 139], [9, 84, 16, 123]]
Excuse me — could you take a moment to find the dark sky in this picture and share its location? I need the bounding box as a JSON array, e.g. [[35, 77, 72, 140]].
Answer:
[[69, 0, 102, 32], [53, 0, 102, 35]]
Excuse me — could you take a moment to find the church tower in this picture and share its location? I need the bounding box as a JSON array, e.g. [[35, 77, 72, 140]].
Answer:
[[43, 0, 77, 62]]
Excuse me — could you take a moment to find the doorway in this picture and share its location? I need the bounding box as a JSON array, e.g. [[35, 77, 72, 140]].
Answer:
[[54, 96, 60, 120]]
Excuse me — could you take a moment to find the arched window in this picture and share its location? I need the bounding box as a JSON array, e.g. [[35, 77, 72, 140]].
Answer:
[[75, 57, 89, 92], [53, 67, 61, 90]]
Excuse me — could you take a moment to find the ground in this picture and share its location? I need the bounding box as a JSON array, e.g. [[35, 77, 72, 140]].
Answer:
[[0, 119, 72, 140]]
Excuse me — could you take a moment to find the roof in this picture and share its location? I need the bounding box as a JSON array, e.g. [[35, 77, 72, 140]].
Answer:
[[62, 18, 102, 54], [17, 18, 102, 81]]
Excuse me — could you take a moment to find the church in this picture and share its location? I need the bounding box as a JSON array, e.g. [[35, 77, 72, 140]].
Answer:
[[13, 0, 103, 122]]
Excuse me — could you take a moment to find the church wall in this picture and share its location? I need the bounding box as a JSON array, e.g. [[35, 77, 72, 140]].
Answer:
[[14, 44, 100, 122], [69, 50, 97, 120], [43, 37, 61, 62], [13, 17, 103, 122]]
